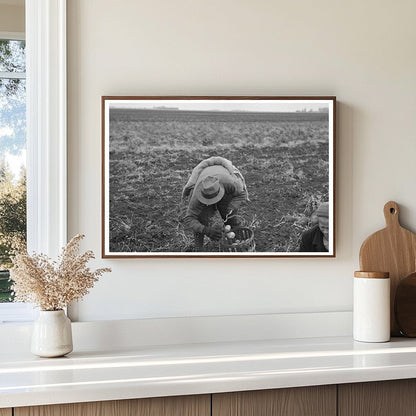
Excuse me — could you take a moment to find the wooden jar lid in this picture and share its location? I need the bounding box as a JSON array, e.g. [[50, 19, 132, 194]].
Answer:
[[354, 271, 390, 279]]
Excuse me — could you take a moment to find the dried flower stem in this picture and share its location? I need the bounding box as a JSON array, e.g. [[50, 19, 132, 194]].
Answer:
[[10, 235, 111, 310]]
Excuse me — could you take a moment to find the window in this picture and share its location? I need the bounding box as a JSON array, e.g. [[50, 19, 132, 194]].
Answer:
[[0, 32, 34, 323], [0, 1, 67, 324], [0, 35, 26, 304], [0, 33, 34, 323]]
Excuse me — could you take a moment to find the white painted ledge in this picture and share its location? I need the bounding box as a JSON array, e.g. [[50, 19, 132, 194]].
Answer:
[[0, 312, 356, 408], [0, 311, 352, 352], [2, 335, 416, 408]]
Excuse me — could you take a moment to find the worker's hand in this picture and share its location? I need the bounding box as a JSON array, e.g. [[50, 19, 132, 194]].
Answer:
[[204, 226, 223, 241]]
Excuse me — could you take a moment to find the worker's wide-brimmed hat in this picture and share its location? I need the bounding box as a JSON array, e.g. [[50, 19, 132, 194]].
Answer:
[[195, 175, 225, 205]]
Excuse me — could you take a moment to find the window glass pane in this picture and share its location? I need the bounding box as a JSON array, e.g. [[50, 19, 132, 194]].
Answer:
[[0, 49, 26, 303], [0, 40, 25, 73], [0, 78, 26, 153]]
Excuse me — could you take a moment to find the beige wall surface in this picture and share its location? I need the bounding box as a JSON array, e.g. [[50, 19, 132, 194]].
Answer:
[[0, 4, 24, 33], [67, 0, 416, 322]]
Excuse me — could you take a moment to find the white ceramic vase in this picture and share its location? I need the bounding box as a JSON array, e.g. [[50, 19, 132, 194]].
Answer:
[[31, 310, 73, 357]]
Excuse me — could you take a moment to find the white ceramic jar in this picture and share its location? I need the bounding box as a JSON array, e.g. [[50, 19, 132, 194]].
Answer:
[[31, 310, 73, 357], [353, 271, 390, 343]]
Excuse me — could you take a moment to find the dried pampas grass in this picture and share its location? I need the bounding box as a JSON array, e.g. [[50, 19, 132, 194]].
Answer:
[[10, 234, 111, 311]]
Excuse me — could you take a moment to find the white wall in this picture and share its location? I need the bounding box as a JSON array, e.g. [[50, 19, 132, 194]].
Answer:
[[67, 0, 416, 322], [0, 3, 24, 33]]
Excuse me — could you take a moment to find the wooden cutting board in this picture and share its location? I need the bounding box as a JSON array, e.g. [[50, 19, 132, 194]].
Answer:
[[359, 201, 416, 336]]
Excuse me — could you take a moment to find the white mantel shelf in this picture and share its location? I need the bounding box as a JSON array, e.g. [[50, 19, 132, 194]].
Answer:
[[2, 336, 416, 409]]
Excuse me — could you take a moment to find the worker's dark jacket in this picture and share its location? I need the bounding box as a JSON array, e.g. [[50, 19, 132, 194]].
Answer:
[[299, 224, 328, 252]]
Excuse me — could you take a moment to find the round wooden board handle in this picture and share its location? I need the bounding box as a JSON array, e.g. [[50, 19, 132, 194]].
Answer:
[[384, 201, 400, 228]]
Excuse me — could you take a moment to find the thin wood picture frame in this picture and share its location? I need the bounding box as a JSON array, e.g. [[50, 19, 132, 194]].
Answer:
[[102, 96, 336, 258]]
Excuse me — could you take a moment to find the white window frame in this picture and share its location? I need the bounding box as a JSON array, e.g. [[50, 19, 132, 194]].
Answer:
[[0, 0, 67, 324]]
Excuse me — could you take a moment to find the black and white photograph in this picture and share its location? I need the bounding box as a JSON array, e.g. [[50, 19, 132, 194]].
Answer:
[[102, 97, 335, 257]]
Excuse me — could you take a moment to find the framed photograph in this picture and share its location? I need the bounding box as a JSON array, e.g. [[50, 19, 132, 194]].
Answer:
[[102, 96, 335, 257]]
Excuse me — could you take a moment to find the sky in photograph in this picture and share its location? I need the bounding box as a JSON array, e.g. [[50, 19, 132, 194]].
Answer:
[[109, 100, 331, 113]]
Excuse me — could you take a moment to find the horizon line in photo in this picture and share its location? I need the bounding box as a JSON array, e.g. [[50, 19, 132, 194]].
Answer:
[[108, 99, 331, 114]]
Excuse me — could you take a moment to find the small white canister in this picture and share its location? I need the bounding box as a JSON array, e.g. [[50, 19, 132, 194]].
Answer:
[[353, 271, 390, 343]]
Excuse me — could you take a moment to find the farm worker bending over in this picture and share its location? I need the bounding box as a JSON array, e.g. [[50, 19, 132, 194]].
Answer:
[[182, 157, 248, 250], [299, 202, 329, 252]]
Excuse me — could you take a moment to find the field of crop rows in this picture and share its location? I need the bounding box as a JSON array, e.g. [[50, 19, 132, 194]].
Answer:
[[108, 109, 330, 253]]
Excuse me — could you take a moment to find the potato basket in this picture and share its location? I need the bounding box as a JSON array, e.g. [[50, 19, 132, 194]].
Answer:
[[219, 227, 256, 253]]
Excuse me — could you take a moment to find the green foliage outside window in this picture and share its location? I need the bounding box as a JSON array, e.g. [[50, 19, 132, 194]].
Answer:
[[0, 163, 26, 302]]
